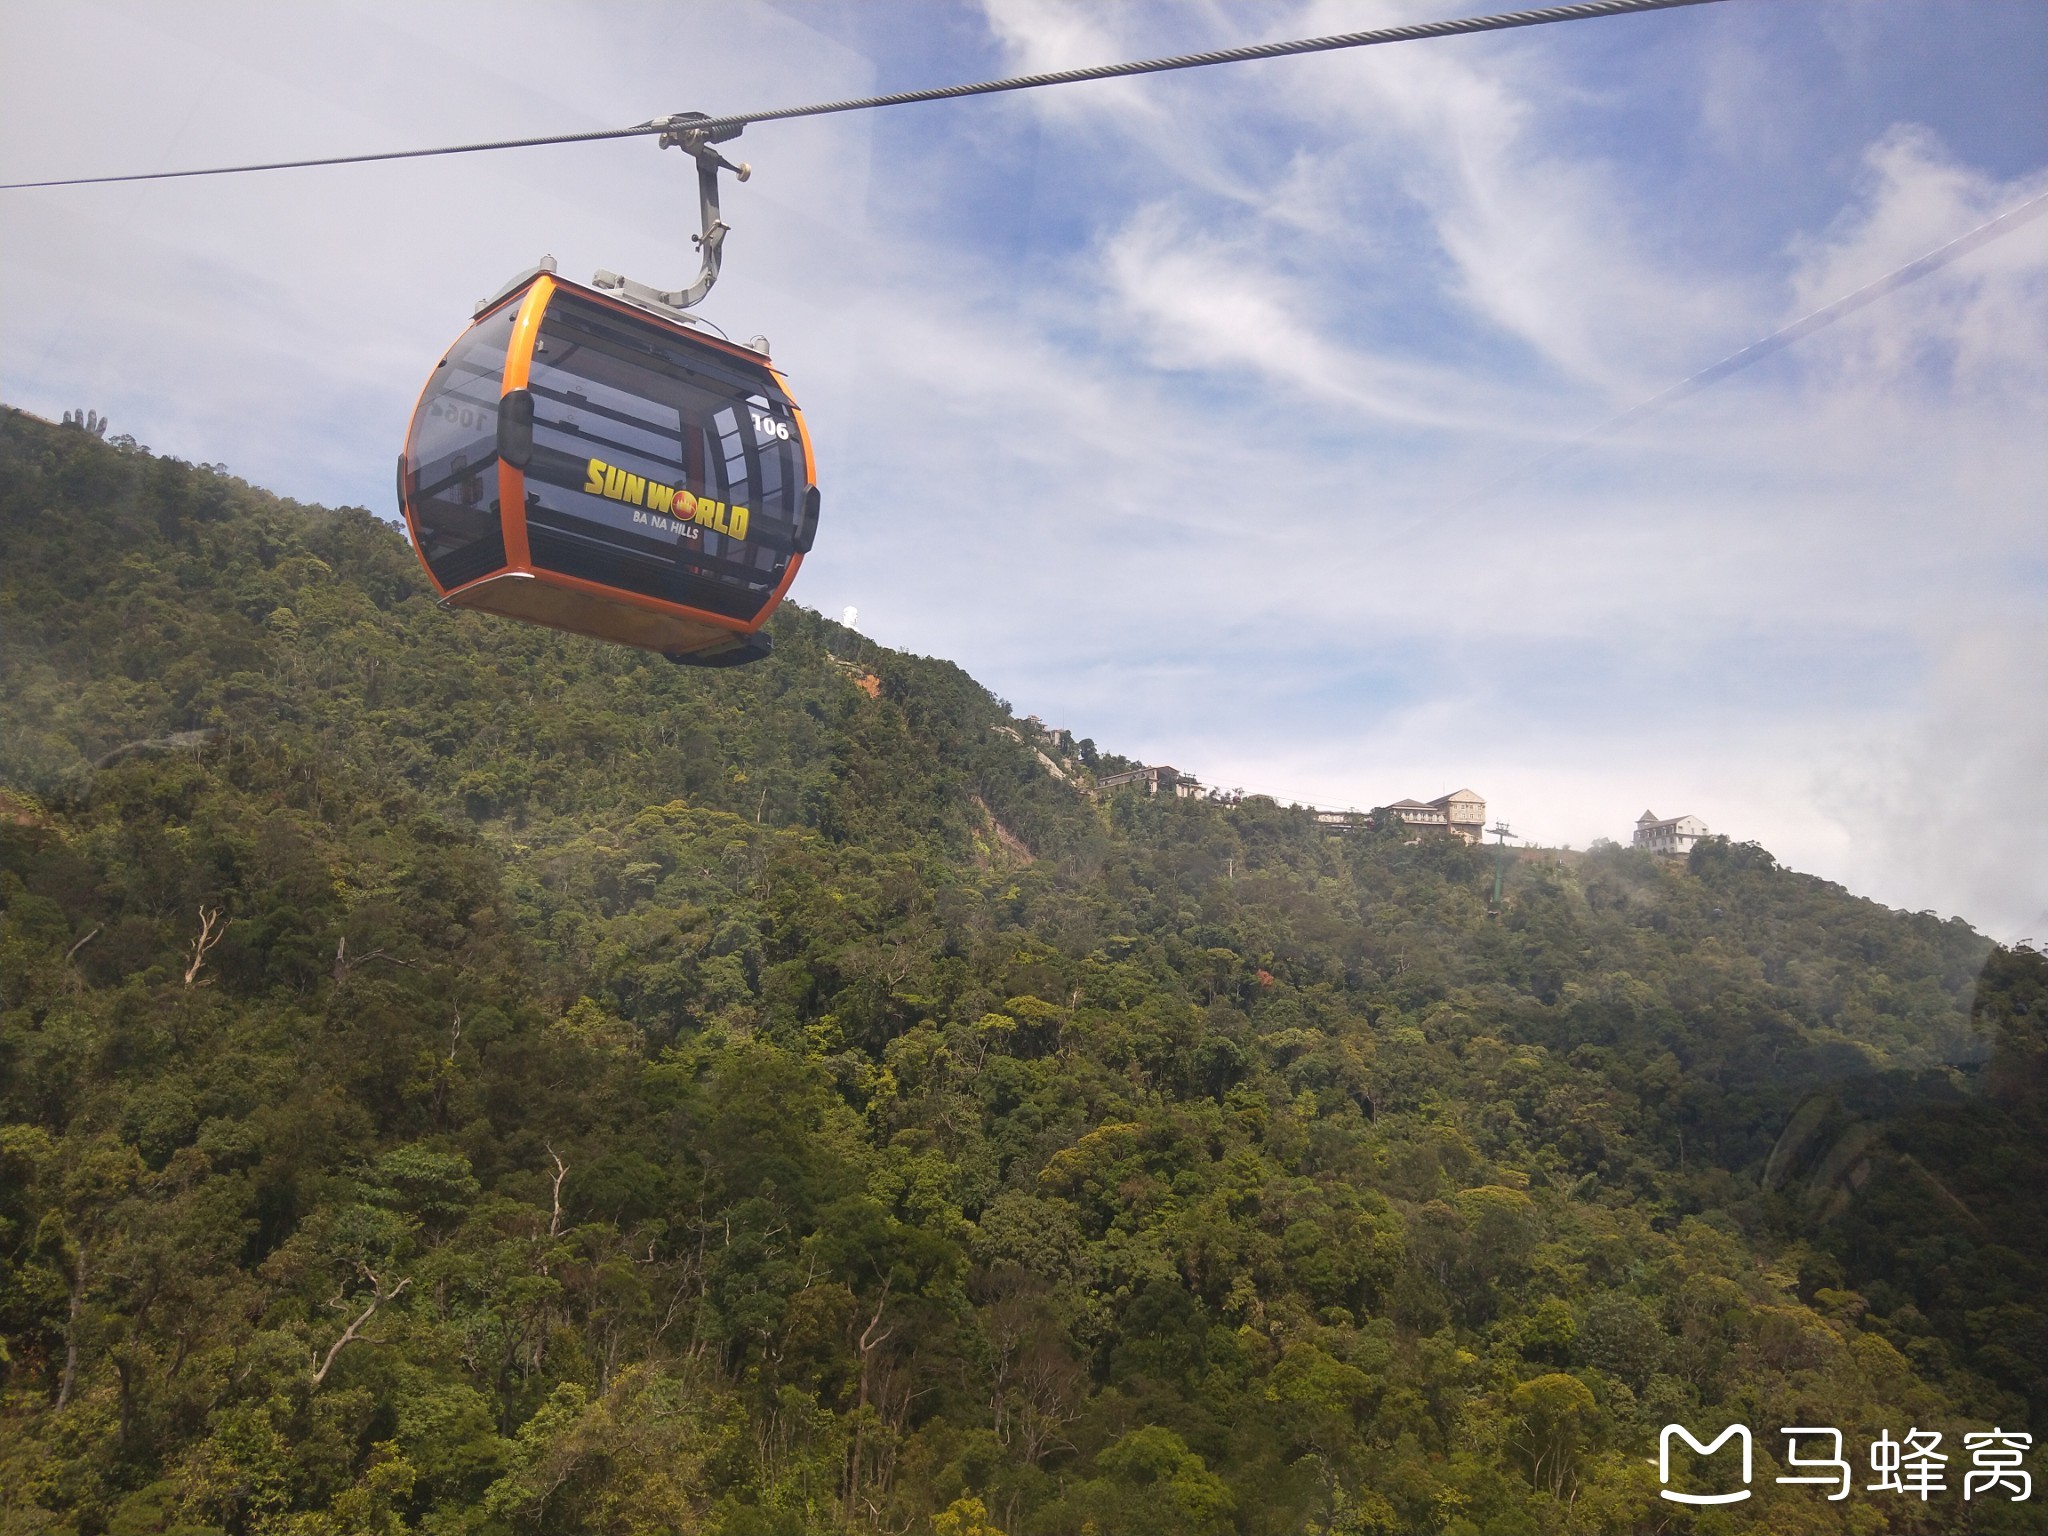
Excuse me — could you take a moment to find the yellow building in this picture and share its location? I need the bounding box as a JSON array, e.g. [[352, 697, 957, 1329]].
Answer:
[[1377, 789, 1487, 844]]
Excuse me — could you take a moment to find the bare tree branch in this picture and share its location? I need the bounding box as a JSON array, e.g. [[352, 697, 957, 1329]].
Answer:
[[310, 1268, 411, 1388], [547, 1146, 569, 1239], [183, 905, 228, 987], [857, 1279, 895, 1395], [55, 1240, 87, 1409], [331, 934, 416, 988]]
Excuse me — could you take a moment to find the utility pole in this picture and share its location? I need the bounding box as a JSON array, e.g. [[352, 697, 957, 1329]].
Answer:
[[1489, 821, 1515, 911]]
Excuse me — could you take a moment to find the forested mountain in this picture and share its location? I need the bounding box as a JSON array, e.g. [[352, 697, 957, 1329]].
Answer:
[[2, 404, 2042, 1535]]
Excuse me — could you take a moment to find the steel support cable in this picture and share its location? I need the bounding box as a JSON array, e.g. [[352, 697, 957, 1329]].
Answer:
[[0, 0, 1727, 191], [1468, 187, 2048, 503]]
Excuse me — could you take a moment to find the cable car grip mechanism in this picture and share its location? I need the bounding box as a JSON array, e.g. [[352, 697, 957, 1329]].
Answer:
[[592, 112, 750, 321]]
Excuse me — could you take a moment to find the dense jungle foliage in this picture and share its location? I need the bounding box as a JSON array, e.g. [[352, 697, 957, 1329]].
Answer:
[[2, 404, 2043, 1535]]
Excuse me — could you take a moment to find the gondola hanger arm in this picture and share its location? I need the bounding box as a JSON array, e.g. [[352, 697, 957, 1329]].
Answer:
[[592, 113, 752, 320]]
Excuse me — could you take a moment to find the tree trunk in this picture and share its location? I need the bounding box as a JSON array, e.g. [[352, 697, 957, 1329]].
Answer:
[[56, 1241, 86, 1409]]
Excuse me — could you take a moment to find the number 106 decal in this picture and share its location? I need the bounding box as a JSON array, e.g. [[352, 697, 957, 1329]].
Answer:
[[751, 412, 791, 442]]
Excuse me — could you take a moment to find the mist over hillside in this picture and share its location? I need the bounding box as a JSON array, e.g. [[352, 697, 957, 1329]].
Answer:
[[2, 406, 2043, 1534]]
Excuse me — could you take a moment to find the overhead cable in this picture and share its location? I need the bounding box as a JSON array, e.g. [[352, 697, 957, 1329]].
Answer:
[[1609, 189, 2048, 417], [0, 0, 1727, 191], [1470, 188, 2048, 502]]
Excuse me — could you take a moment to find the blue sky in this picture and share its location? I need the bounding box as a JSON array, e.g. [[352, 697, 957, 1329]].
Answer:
[[2, 0, 2044, 939]]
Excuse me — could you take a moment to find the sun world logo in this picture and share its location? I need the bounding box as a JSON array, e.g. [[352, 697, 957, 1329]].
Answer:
[[581, 456, 749, 541]]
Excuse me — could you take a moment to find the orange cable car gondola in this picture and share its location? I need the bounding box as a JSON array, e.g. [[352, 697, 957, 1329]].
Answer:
[[397, 116, 816, 666]]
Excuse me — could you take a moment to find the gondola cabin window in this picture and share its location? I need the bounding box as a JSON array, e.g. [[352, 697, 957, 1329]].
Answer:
[[523, 293, 805, 620], [402, 300, 517, 590]]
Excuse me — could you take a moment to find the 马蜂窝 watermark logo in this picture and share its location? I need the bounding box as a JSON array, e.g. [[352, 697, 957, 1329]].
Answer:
[[1658, 1424, 1752, 1505], [1660, 1424, 2032, 1506]]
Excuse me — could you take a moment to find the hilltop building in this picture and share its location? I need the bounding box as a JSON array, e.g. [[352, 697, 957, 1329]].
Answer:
[[1374, 789, 1487, 844], [1024, 716, 1065, 748], [1097, 764, 1204, 799], [1633, 810, 1707, 856]]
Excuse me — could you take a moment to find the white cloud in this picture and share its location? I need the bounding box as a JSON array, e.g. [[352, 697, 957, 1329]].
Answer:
[[1267, 0, 1747, 392], [976, 0, 1267, 205], [1833, 619, 2048, 943], [1097, 202, 1531, 434], [1787, 126, 2048, 397]]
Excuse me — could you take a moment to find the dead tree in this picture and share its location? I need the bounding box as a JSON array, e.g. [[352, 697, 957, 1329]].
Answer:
[[183, 906, 228, 987], [55, 1241, 87, 1409], [843, 1281, 895, 1524], [546, 1146, 569, 1238], [311, 1268, 411, 1388], [331, 934, 413, 988]]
